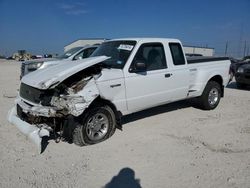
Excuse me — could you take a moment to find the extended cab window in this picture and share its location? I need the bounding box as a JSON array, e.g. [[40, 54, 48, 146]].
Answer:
[[131, 43, 167, 71], [169, 43, 185, 65]]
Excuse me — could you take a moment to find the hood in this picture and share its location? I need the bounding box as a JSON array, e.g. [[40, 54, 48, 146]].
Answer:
[[23, 58, 57, 64], [21, 56, 110, 89], [40, 59, 71, 69], [240, 63, 250, 69]]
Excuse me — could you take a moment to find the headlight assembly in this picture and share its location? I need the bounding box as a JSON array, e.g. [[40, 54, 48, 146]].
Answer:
[[237, 67, 244, 73], [27, 62, 43, 70]]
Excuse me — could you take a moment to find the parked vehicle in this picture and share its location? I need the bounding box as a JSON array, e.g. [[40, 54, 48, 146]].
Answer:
[[6, 56, 14, 60], [230, 58, 250, 81], [44, 54, 53, 58], [8, 38, 231, 151], [243, 56, 250, 61], [235, 62, 250, 88], [20, 45, 98, 78], [229, 58, 241, 81]]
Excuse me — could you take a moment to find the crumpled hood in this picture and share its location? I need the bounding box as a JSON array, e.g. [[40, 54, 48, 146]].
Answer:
[[21, 56, 110, 89]]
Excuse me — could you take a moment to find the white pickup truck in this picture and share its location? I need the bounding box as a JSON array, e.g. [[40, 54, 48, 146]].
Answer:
[[8, 38, 230, 151]]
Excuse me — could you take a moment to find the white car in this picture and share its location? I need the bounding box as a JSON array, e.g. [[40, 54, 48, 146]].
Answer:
[[20, 45, 98, 78], [8, 38, 231, 151]]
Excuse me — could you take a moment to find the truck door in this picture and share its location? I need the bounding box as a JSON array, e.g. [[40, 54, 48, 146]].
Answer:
[[124, 43, 173, 112], [167, 42, 190, 100]]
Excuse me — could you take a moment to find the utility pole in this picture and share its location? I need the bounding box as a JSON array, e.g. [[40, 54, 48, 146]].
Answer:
[[238, 23, 244, 57], [243, 40, 247, 57], [224, 41, 228, 56]]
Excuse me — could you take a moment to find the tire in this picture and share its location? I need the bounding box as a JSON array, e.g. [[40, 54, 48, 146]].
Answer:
[[229, 72, 234, 83], [236, 82, 246, 89], [197, 81, 221, 110], [73, 105, 116, 146]]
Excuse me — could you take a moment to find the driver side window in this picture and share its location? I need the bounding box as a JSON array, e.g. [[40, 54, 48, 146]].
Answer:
[[130, 43, 167, 71]]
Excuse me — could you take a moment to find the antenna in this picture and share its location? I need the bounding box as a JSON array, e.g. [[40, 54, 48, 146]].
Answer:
[[243, 40, 247, 57]]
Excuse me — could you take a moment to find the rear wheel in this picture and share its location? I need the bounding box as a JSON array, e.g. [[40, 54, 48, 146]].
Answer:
[[73, 105, 116, 146], [197, 81, 221, 110]]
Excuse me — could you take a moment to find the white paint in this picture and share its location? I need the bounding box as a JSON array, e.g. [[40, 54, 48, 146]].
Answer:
[[8, 38, 231, 149], [22, 56, 110, 89], [8, 107, 50, 152], [96, 68, 127, 113], [19, 38, 231, 116], [51, 78, 100, 116]]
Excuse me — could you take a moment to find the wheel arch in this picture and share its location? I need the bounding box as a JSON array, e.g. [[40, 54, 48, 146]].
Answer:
[[207, 75, 224, 97], [88, 96, 123, 130]]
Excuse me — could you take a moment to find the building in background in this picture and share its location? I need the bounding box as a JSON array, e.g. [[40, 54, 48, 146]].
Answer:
[[183, 45, 214, 56], [64, 38, 107, 52]]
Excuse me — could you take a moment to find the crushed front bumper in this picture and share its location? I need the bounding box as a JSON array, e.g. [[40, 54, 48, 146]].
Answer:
[[7, 106, 50, 153]]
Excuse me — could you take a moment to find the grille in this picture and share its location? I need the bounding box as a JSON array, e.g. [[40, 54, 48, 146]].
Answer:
[[17, 104, 55, 124], [21, 63, 25, 76], [245, 69, 250, 74], [19, 83, 53, 105]]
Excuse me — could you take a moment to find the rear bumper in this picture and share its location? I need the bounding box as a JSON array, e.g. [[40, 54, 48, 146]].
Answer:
[[7, 106, 50, 152]]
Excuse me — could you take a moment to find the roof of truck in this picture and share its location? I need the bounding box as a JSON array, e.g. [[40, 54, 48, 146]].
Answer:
[[108, 38, 181, 43]]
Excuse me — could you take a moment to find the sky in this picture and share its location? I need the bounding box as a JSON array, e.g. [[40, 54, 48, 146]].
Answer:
[[0, 0, 250, 57]]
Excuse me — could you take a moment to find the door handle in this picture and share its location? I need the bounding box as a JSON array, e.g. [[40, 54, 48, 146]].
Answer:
[[110, 84, 121, 88], [189, 68, 197, 72], [165, 73, 172, 78]]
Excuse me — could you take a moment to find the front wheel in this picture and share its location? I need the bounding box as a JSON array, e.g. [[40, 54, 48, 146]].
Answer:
[[197, 81, 222, 110], [73, 105, 116, 146]]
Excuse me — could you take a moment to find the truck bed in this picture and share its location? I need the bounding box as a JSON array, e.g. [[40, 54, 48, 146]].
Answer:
[[187, 56, 229, 64]]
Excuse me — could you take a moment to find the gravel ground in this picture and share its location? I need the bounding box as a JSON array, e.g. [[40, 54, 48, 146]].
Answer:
[[0, 59, 249, 188]]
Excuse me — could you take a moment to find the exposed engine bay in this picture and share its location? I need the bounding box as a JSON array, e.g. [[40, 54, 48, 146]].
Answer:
[[19, 64, 103, 117]]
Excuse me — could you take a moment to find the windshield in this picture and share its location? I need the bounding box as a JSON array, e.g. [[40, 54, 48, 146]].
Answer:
[[58, 47, 83, 59], [90, 40, 136, 69]]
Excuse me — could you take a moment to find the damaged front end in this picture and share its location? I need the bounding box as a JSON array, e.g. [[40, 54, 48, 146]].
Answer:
[[8, 63, 103, 153]]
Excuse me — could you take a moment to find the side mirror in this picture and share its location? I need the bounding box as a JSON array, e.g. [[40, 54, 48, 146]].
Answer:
[[131, 60, 146, 73]]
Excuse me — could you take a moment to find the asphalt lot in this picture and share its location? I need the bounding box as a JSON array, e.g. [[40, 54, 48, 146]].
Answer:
[[0, 60, 249, 188]]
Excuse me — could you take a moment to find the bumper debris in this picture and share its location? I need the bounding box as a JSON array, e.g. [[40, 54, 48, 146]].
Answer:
[[8, 107, 50, 153]]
